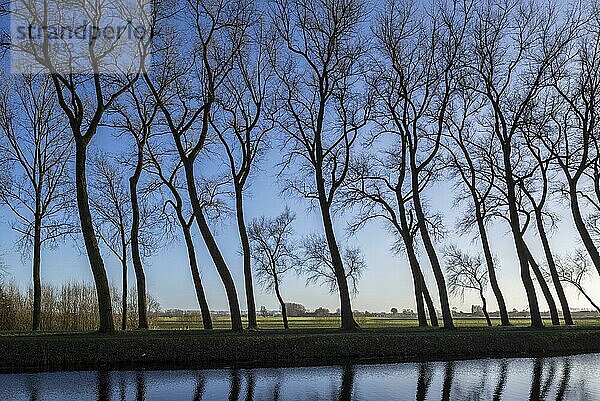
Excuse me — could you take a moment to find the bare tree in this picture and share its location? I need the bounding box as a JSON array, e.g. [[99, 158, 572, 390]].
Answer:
[[370, 0, 471, 329], [90, 153, 161, 330], [7, 0, 154, 332], [555, 249, 600, 313], [444, 85, 511, 326], [211, 23, 276, 330], [469, 0, 577, 327], [108, 85, 161, 329], [89, 154, 132, 331], [518, 131, 573, 325], [444, 246, 492, 327], [271, 0, 369, 330], [300, 234, 365, 297], [146, 144, 213, 329], [540, 5, 600, 279], [143, 0, 254, 331], [248, 208, 298, 329], [344, 155, 439, 327], [0, 73, 75, 331]]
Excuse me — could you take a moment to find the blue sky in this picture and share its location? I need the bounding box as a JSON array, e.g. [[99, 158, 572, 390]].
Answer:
[[1, 123, 599, 314]]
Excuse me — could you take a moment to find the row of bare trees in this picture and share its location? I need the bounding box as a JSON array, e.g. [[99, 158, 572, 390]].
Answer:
[[1, 0, 600, 332]]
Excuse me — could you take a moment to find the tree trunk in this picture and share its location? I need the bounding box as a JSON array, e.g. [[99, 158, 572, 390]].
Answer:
[[535, 210, 573, 325], [411, 271, 427, 327], [129, 145, 148, 330], [318, 197, 358, 331], [75, 138, 114, 333], [569, 184, 600, 277], [479, 290, 492, 327], [179, 213, 213, 330], [235, 188, 257, 330], [411, 179, 454, 329], [476, 207, 510, 326], [32, 212, 42, 331], [526, 246, 560, 325], [121, 256, 127, 331], [403, 231, 427, 326], [274, 279, 288, 330], [183, 161, 243, 331], [574, 284, 600, 313], [397, 197, 429, 326], [420, 275, 439, 327], [502, 147, 543, 328]]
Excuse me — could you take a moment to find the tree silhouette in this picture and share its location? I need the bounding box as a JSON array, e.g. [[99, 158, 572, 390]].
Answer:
[[248, 208, 299, 329], [0, 74, 76, 330]]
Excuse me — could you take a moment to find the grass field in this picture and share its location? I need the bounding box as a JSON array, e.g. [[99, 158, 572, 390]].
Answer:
[[156, 315, 600, 330]]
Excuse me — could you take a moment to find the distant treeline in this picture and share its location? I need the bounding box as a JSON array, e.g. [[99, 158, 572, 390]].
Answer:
[[0, 282, 159, 331]]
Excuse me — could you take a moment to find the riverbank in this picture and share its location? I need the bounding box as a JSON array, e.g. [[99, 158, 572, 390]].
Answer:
[[1, 326, 599, 373]]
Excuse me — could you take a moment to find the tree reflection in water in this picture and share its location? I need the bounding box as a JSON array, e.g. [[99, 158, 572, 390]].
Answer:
[[96, 371, 110, 401], [135, 371, 145, 401], [338, 364, 355, 401], [493, 360, 509, 401], [192, 374, 205, 401], [8, 354, 597, 400], [441, 361, 454, 401], [416, 362, 433, 401], [556, 359, 571, 401], [229, 369, 241, 401]]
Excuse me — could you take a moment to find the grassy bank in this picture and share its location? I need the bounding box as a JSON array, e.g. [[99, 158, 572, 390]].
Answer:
[[156, 316, 600, 330], [1, 325, 600, 373]]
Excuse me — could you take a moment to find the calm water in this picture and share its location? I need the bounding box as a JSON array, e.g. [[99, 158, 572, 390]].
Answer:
[[1, 353, 598, 400]]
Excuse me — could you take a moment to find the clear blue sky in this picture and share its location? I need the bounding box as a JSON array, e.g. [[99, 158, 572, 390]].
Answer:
[[1, 124, 599, 314]]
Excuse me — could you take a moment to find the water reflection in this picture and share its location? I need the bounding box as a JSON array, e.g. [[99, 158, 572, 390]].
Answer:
[[416, 362, 432, 401], [0, 354, 598, 400], [441, 360, 454, 400], [493, 360, 508, 400], [192, 374, 205, 401]]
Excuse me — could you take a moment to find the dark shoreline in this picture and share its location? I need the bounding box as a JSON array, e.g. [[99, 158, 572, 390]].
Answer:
[[1, 326, 599, 373]]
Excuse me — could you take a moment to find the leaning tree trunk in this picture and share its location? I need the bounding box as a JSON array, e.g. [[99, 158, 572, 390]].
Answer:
[[179, 212, 212, 330], [479, 290, 492, 327], [525, 246, 560, 326], [569, 184, 600, 277], [234, 187, 257, 330], [75, 138, 114, 333], [420, 274, 440, 327], [183, 160, 243, 331], [476, 206, 510, 326], [318, 196, 358, 331], [129, 145, 149, 330], [396, 202, 428, 326], [274, 279, 288, 330], [410, 269, 427, 327], [502, 147, 543, 328], [535, 211, 573, 325], [574, 283, 600, 313], [411, 174, 454, 329], [32, 211, 42, 331]]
